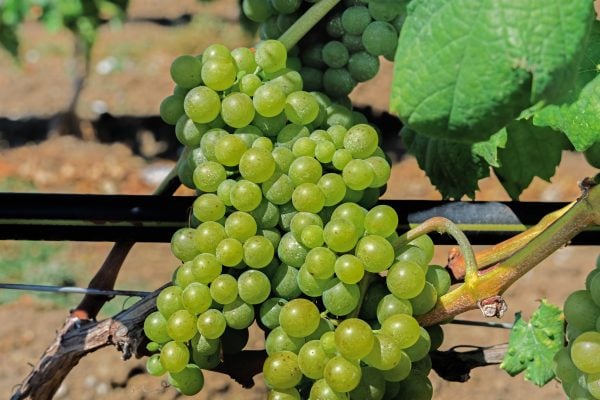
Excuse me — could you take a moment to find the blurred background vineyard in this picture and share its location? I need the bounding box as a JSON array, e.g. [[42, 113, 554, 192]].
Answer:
[[0, 0, 597, 399]]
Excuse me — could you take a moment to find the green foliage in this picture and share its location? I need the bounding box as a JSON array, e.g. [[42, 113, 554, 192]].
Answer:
[[501, 300, 564, 387], [0, 0, 129, 57], [392, 0, 599, 199]]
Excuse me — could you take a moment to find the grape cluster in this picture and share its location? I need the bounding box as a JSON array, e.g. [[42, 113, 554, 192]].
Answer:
[[148, 40, 446, 399], [242, 0, 402, 101], [553, 259, 600, 399]]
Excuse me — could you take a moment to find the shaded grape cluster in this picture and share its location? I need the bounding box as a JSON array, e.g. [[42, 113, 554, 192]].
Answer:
[[242, 0, 402, 101], [553, 259, 600, 399], [146, 40, 446, 399]]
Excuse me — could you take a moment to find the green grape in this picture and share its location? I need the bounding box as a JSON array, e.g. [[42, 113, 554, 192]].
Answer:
[[182, 282, 212, 315], [160, 341, 190, 372], [349, 366, 385, 400], [266, 326, 305, 355], [332, 149, 353, 171], [210, 274, 238, 305], [376, 293, 413, 323], [426, 265, 452, 296], [292, 183, 326, 213], [193, 161, 226, 193], [298, 340, 331, 380], [231, 46, 257, 73], [348, 51, 380, 82], [170, 55, 202, 89], [243, 235, 275, 268], [409, 234, 435, 265], [263, 351, 303, 389], [355, 235, 395, 273], [327, 125, 347, 148], [256, 39, 287, 73], [239, 148, 277, 183], [363, 332, 402, 371], [221, 92, 255, 128], [160, 95, 185, 125], [301, 43, 326, 69], [570, 382, 596, 400], [342, 34, 365, 54], [157, 286, 184, 318], [237, 269, 271, 304], [324, 355, 362, 392], [270, 0, 301, 14], [300, 67, 323, 92], [240, 73, 263, 96], [322, 41, 349, 69], [381, 313, 420, 349], [342, 6, 372, 35], [193, 193, 225, 222], [387, 260, 426, 299], [252, 112, 286, 137], [343, 159, 375, 190], [297, 264, 331, 297], [359, 281, 388, 320], [426, 325, 444, 351], [292, 137, 317, 157], [225, 211, 257, 242], [300, 224, 325, 248], [413, 354, 433, 376], [290, 211, 323, 238], [222, 296, 255, 329], [277, 124, 310, 148], [344, 123, 378, 158], [271, 147, 295, 174], [323, 219, 359, 253], [191, 252, 222, 284], [175, 116, 208, 147], [368, 1, 398, 21], [253, 136, 274, 151], [322, 279, 360, 316], [278, 232, 308, 268], [279, 298, 321, 338], [571, 331, 600, 373], [326, 13, 344, 37], [410, 281, 438, 315], [230, 180, 263, 211], [167, 309, 197, 342], [404, 327, 432, 362], [318, 173, 347, 207], [243, 0, 273, 22], [315, 140, 337, 164], [174, 262, 196, 288], [196, 309, 226, 339], [381, 350, 412, 382], [262, 173, 295, 205], [308, 318, 335, 341], [202, 44, 231, 62], [564, 290, 600, 332], [289, 156, 323, 185], [395, 371, 433, 400], [323, 68, 356, 98], [195, 221, 227, 254], [364, 205, 398, 237], [144, 311, 171, 344], [146, 354, 166, 376], [271, 264, 301, 299], [553, 346, 579, 384], [309, 379, 347, 400], [200, 128, 228, 161], [590, 273, 600, 306], [305, 246, 337, 279], [184, 86, 221, 124], [168, 364, 204, 396], [260, 297, 288, 329], [251, 199, 282, 228], [362, 21, 397, 58], [201, 57, 236, 91], [215, 238, 244, 267], [268, 388, 301, 400], [268, 69, 304, 95], [335, 318, 375, 360], [191, 349, 221, 369], [587, 372, 600, 399], [331, 202, 366, 234], [584, 140, 600, 169], [253, 83, 287, 117]]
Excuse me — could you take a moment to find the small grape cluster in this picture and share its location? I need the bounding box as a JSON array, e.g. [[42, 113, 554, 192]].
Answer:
[[243, 0, 402, 101], [553, 259, 600, 399], [147, 40, 447, 399]]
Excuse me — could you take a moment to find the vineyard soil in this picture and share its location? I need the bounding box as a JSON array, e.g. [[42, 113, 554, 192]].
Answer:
[[0, 0, 598, 398]]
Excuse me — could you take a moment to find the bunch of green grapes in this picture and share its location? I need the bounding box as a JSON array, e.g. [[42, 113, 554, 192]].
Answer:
[[242, 0, 402, 101], [553, 259, 600, 399], [147, 39, 447, 399]]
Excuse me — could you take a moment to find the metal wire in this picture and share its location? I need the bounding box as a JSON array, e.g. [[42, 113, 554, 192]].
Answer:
[[450, 319, 514, 329], [0, 283, 150, 297]]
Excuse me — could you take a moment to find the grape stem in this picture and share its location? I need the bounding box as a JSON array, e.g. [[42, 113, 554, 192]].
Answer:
[[277, 0, 341, 50], [417, 180, 600, 327], [394, 217, 479, 284]]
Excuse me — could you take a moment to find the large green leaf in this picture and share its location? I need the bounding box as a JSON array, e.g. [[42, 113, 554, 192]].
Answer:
[[494, 120, 565, 199], [402, 128, 506, 199], [501, 300, 564, 387], [391, 0, 595, 143], [532, 22, 600, 151]]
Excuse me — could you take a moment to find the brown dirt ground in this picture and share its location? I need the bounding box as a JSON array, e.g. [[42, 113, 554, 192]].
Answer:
[[0, 1, 598, 399]]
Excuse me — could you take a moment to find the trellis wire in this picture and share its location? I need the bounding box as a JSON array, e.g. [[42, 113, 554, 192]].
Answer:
[[450, 319, 514, 329], [0, 283, 150, 297]]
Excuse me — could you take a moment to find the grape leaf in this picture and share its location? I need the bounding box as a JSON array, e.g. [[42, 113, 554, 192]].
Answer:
[[391, 0, 595, 143], [494, 120, 565, 199], [501, 300, 564, 387], [402, 128, 506, 199]]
